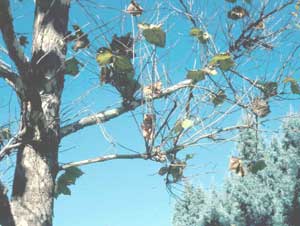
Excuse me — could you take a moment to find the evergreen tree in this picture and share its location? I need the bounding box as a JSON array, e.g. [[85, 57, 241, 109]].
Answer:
[[173, 115, 300, 226]]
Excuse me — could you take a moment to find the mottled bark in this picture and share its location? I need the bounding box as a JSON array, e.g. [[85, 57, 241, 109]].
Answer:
[[8, 1, 70, 226]]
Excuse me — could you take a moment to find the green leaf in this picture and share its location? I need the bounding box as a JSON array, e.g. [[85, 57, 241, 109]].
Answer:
[[96, 48, 113, 66], [185, 154, 195, 161], [209, 53, 235, 71], [55, 185, 71, 198], [283, 77, 300, 94], [140, 24, 166, 47], [210, 53, 231, 65], [54, 167, 84, 198], [225, 0, 237, 3], [244, 0, 252, 4], [211, 90, 227, 106], [65, 58, 82, 76], [248, 160, 267, 174], [174, 120, 183, 134], [189, 28, 210, 43], [114, 56, 134, 73], [158, 167, 169, 176], [219, 58, 235, 71], [186, 70, 206, 83]]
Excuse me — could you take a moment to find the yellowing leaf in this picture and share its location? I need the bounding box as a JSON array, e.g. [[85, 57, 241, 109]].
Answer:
[[209, 53, 235, 71], [181, 119, 194, 129], [96, 48, 113, 66]]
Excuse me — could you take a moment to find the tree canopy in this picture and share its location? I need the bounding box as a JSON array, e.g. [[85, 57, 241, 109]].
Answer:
[[0, 0, 299, 225]]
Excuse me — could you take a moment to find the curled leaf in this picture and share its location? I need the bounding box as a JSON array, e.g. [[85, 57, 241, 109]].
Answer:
[[283, 77, 300, 94], [72, 25, 90, 51], [141, 114, 155, 142], [229, 157, 246, 177], [158, 166, 169, 176], [126, 0, 143, 16], [143, 81, 163, 97], [262, 81, 278, 98], [228, 6, 249, 20], [169, 162, 186, 182], [251, 98, 270, 118], [211, 90, 227, 106]]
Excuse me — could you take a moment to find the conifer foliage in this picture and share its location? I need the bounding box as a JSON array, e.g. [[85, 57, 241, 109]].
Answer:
[[173, 115, 300, 226]]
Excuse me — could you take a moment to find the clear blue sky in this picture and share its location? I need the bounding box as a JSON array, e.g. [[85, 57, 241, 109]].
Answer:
[[0, 1, 299, 226]]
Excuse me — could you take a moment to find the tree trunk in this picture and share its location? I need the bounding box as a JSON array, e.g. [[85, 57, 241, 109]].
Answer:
[[9, 1, 70, 225]]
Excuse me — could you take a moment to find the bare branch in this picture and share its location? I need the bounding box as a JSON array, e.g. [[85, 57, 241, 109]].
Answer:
[[0, 142, 22, 161], [60, 79, 194, 138], [0, 60, 23, 92], [60, 124, 250, 170], [0, 0, 29, 76], [0, 180, 15, 226], [60, 153, 148, 170]]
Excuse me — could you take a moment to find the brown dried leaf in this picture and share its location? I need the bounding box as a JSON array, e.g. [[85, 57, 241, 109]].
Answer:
[[251, 98, 270, 118], [126, 0, 143, 16], [143, 81, 162, 97], [141, 114, 155, 141], [229, 157, 246, 177]]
